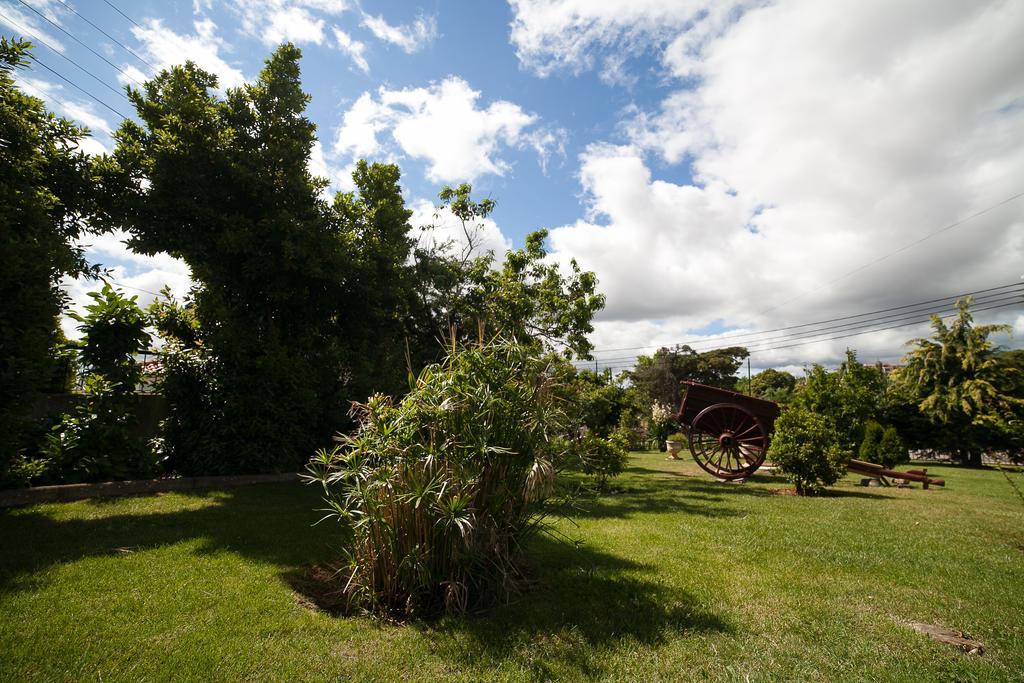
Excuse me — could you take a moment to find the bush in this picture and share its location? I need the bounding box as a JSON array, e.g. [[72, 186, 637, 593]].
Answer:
[[305, 343, 565, 618], [877, 426, 907, 469], [26, 285, 155, 485], [858, 420, 884, 464], [767, 405, 851, 495], [578, 429, 630, 490], [37, 376, 155, 483]]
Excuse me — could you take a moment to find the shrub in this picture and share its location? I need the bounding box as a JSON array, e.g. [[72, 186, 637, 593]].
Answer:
[[578, 429, 630, 490], [767, 405, 851, 495], [38, 376, 155, 483], [858, 420, 884, 464], [877, 426, 907, 469], [29, 286, 155, 484], [305, 343, 565, 618]]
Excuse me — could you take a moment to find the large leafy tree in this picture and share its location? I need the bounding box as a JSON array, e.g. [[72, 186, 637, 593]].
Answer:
[[0, 39, 106, 470], [897, 299, 1022, 466], [629, 345, 750, 409], [107, 45, 376, 471], [739, 367, 797, 403]]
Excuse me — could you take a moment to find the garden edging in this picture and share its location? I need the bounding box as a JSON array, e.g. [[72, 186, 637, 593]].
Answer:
[[0, 472, 301, 508]]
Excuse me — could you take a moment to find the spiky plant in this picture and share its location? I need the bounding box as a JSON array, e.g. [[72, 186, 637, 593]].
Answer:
[[306, 343, 564, 617]]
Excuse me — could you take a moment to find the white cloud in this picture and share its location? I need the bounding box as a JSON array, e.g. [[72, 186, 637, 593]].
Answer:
[[409, 197, 512, 259], [333, 91, 388, 157], [231, 0, 347, 45], [508, 0, 750, 78], [362, 12, 437, 53], [526, 0, 1024, 367], [262, 6, 325, 45], [332, 27, 369, 73], [0, 3, 66, 52], [130, 19, 247, 89], [333, 77, 544, 183]]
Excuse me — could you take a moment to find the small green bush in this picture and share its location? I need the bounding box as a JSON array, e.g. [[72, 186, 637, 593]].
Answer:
[[306, 343, 565, 618], [767, 405, 851, 495], [877, 426, 907, 469], [29, 285, 155, 485], [578, 429, 630, 490], [858, 420, 884, 464], [666, 432, 685, 443], [38, 376, 155, 483]]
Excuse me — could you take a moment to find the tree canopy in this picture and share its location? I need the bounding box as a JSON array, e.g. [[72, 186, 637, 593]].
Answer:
[[896, 298, 1022, 465], [629, 345, 750, 408], [0, 39, 107, 472]]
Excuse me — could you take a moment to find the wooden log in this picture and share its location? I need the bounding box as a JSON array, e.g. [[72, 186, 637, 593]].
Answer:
[[907, 622, 984, 655], [847, 460, 945, 487]]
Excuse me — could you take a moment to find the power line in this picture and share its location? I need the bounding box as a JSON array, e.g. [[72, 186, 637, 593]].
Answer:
[[583, 287, 1024, 365], [31, 57, 130, 120], [104, 278, 164, 298], [759, 190, 1024, 315], [0, 9, 131, 104], [588, 300, 1022, 372], [15, 0, 145, 87], [588, 281, 1024, 357], [50, 0, 155, 70], [101, 0, 145, 31]]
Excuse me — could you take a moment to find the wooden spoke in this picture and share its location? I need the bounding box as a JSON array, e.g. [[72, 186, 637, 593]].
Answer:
[[688, 403, 769, 480]]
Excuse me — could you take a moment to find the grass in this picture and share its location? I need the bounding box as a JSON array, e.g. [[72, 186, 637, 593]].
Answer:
[[2, 452, 1023, 681]]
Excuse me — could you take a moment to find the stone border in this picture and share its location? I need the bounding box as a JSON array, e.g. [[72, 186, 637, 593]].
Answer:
[[0, 472, 301, 508]]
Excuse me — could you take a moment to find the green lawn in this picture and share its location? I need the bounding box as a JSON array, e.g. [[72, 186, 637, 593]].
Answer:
[[2, 453, 1023, 681]]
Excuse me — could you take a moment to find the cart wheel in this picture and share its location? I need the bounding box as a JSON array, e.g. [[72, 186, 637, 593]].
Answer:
[[688, 402, 768, 480]]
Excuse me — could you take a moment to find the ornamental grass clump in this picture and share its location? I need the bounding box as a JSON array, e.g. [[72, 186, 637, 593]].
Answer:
[[306, 343, 565, 618]]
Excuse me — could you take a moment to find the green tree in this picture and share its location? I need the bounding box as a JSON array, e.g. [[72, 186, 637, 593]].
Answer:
[[858, 420, 884, 464], [108, 45, 415, 471], [897, 298, 1021, 466], [72, 284, 151, 389], [0, 39, 108, 474], [741, 367, 798, 403], [629, 345, 750, 409], [791, 350, 889, 452], [413, 185, 606, 361]]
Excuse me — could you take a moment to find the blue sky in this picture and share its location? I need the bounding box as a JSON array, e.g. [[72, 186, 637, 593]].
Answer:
[[4, 0, 1024, 371]]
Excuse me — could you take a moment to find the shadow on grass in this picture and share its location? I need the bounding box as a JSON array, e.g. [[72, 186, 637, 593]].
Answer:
[[0, 482, 334, 593], [434, 535, 731, 679], [566, 471, 791, 520], [1, 478, 731, 679]]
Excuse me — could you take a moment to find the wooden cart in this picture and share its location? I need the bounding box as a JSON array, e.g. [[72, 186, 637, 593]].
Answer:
[[676, 380, 944, 487], [676, 381, 780, 480]]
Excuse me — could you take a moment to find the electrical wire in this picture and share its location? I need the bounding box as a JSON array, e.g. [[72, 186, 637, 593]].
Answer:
[[30, 57, 130, 120], [0, 9, 131, 103], [15, 0, 145, 87], [101, 0, 144, 31], [50, 0, 154, 69], [759, 190, 1024, 315], [586, 281, 1024, 357], [586, 300, 1022, 373], [583, 288, 1024, 365]]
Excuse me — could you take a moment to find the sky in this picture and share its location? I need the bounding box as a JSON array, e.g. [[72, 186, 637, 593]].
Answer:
[[4, 0, 1024, 375]]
